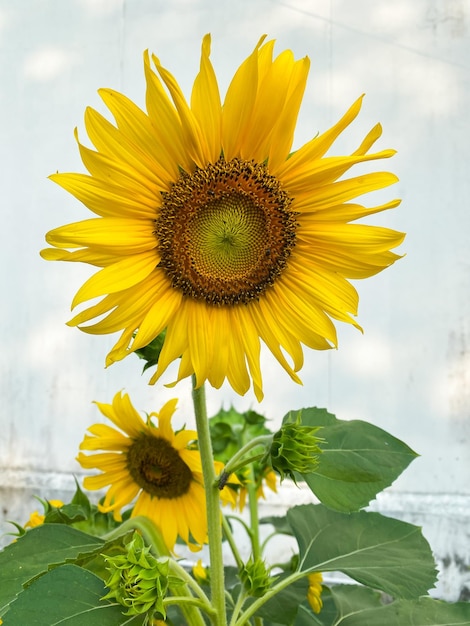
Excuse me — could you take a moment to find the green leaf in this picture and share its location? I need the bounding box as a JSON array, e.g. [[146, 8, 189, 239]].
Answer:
[[2, 563, 144, 625], [329, 584, 470, 625], [287, 504, 437, 599], [209, 406, 270, 463], [259, 515, 294, 535], [283, 407, 417, 511], [134, 329, 167, 372], [0, 524, 104, 615]]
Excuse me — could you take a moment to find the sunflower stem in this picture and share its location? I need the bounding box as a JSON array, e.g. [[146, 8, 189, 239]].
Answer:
[[222, 514, 244, 569], [220, 435, 272, 482], [234, 570, 305, 626], [168, 558, 215, 612], [247, 466, 261, 561], [192, 377, 227, 626]]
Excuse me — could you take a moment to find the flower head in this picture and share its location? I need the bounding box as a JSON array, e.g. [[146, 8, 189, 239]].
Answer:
[[42, 35, 404, 401], [77, 391, 222, 551]]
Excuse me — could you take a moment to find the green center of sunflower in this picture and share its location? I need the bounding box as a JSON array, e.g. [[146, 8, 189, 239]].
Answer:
[[126, 434, 192, 499], [156, 157, 297, 305]]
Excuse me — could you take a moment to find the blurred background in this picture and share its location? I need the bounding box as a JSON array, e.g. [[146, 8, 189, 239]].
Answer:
[[1, 0, 469, 600]]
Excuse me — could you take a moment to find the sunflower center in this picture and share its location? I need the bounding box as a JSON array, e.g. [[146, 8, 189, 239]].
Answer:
[[157, 157, 297, 305], [126, 435, 192, 499]]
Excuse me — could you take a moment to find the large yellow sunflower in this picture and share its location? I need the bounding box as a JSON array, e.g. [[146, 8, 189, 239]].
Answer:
[[77, 391, 226, 551], [42, 35, 404, 401]]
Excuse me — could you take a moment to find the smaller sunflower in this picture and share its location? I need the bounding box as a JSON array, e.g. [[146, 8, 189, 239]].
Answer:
[[77, 391, 223, 551]]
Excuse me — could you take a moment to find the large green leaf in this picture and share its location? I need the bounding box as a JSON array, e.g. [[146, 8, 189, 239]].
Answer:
[[0, 524, 104, 615], [329, 585, 470, 625], [287, 504, 437, 599], [283, 407, 418, 512], [2, 563, 144, 625]]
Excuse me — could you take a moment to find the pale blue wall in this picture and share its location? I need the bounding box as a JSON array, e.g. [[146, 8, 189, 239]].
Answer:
[[1, 0, 469, 599]]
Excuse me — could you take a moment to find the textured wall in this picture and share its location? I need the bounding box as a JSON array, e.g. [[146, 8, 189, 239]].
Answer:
[[1, 0, 469, 599]]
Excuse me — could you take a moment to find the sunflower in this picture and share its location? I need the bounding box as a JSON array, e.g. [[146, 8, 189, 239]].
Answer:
[[42, 35, 404, 401], [77, 391, 225, 551]]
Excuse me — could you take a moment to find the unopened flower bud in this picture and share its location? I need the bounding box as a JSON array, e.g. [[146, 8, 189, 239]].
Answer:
[[102, 532, 174, 618], [239, 557, 275, 597], [192, 559, 210, 585], [270, 416, 323, 482], [307, 572, 323, 614]]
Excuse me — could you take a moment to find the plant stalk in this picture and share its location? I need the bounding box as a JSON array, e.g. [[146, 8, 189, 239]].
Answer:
[[192, 377, 227, 626]]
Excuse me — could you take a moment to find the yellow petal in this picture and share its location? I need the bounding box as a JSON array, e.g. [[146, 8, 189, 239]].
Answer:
[[191, 34, 222, 163], [49, 172, 158, 219], [71, 251, 158, 308], [45, 217, 157, 254], [221, 36, 266, 160]]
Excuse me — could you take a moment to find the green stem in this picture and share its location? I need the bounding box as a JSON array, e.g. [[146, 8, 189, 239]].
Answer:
[[221, 435, 272, 478], [229, 587, 248, 626], [163, 596, 214, 613], [222, 515, 244, 569], [168, 558, 214, 610], [247, 467, 261, 561], [192, 377, 227, 626], [102, 515, 170, 555], [234, 571, 303, 626]]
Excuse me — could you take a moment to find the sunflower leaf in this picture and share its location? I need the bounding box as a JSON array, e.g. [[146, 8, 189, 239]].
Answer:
[[134, 329, 167, 372], [326, 584, 470, 625], [0, 525, 104, 616], [283, 407, 417, 511], [1, 563, 144, 625], [287, 504, 437, 599]]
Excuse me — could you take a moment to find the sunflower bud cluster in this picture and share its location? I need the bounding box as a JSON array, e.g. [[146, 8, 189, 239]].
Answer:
[[239, 557, 274, 597], [270, 416, 323, 482], [102, 532, 173, 618]]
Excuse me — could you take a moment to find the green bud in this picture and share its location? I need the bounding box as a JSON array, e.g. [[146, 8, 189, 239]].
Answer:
[[270, 415, 323, 482], [239, 557, 275, 597], [102, 532, 175, 618]]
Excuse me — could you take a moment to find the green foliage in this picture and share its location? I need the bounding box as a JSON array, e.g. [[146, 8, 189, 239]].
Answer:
[[1, 405, 465, 626], [253, 576, 310, 624], [283, 407, 417, 511], [209, 405, 271, 462], [0, 524, 104, 617], [288, 504, 437, 599], [306, 585, 470, 626], [134, 329, 167, 372], [2, 564, 145, 625]]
